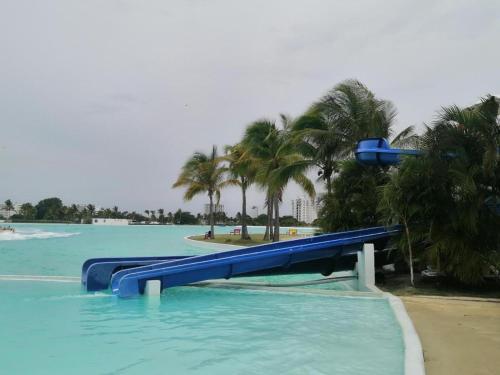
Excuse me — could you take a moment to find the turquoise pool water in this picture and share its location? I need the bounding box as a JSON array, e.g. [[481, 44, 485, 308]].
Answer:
[[0, 224, 404, 374]]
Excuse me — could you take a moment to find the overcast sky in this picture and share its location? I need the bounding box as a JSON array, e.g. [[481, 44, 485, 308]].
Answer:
[[1, 0, 499, 216]]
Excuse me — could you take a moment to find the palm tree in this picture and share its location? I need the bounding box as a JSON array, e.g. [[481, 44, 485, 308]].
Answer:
[[175, 209, 182, 224], [242, 116, 315, 242], [225, 143, 256, 240], [378, 157, 431, 286], [315, 79, 396, 147], [292, 80, 396, 195], [67, 204, 79, 221], [4, 199, 14, 218], [167, 211, 173, 224], [20, 203, 36, 220], [390, 125, 420, 149], [86, 204, 95, 217], [417, 96, 500, 284], [158, 208, 165, 224], [173, 145, 232, 239], [379, 95, 499, 285], [242, 119, 278, 240], [292, 111, 343, 195]]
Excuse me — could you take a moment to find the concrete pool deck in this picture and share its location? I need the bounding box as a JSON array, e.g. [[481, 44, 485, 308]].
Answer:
[[402, 296, 500, 375]]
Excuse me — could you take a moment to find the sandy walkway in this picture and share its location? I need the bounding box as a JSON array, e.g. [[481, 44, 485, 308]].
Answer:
[[402, 296, 500, 375]]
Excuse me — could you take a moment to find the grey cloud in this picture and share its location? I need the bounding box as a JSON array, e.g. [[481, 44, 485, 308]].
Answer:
[[1, 0, 499, 215]]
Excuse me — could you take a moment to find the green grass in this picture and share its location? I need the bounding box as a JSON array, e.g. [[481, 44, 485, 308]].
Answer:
[[189, 233, 302, 246]]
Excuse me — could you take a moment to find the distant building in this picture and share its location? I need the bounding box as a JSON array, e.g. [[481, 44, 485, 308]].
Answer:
[[92, 218, 129, 225], [204, 203, 225, 216], [291, 197, 319, 224]]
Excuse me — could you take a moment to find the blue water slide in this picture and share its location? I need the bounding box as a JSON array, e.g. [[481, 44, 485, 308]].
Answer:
[[109, 226, 400, 297], [355, 138, 421, 166], [82, 256, 191, 291], [82, 227, 391, 292]]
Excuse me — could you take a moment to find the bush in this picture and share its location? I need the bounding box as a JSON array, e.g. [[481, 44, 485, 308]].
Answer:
[[319, 160, 389, 232]]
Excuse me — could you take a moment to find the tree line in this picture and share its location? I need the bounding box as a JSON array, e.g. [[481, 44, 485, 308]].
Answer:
[[2, 198, 307, 227], [174, 79, 499, 285], [1, 197, 193, 224]]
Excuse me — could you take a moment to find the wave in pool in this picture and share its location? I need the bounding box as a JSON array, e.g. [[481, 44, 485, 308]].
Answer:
[[0, 229, 79, 241]]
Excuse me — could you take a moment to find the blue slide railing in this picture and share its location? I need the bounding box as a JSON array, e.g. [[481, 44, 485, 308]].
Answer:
[[105, 226, 399, 297]]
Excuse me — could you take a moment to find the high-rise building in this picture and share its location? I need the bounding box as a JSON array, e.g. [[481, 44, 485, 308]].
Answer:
[[291, 197, 318, 224]]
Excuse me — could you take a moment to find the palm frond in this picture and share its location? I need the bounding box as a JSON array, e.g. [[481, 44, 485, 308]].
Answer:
[[391, 125, 420, 149]]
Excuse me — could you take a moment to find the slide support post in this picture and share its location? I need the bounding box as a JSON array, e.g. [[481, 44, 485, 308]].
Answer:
[[357, 243, 375, 291], [144, 280, 161, 296]]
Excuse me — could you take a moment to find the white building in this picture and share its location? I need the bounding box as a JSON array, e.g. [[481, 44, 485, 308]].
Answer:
[[291, 197, 319, 224], [92, 218, 130, 225], [204, 203, 225, 216]]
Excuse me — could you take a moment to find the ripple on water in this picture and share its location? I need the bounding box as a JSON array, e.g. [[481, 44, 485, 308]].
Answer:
[[0, 224, 404, 374], [0, 282, 404, 375]]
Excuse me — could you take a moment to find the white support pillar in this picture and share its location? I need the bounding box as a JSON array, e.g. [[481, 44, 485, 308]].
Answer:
[[357, 243, 375, 291], [144, 280, 161, 296]]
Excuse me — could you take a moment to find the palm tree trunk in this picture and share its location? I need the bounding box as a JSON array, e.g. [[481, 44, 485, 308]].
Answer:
[[269, 196, 274, 240], [326, 175, 332, 195], [403, 217, 414, 286], [209, 193, 215, 239], [263, 208, 270, 240], [263, 194, 273, 241], [240, 184, 251, 240], [273, 195, 280, 242]]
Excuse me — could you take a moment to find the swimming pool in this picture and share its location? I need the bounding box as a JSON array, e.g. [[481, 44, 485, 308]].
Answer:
[[0, 224, 404, 374]]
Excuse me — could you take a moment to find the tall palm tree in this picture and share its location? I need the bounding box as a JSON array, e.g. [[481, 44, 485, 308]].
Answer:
[[175, 209, 182, 224], [4, 199, 14, 218], [315, 79, 396, 147], [225, 143, 256, 240], [378, 157, 432, 286], [292, 80, 396, 195], [173, 145, 232, 239], [292, 110, 343, 195], [243, 119, 279, 240], [390, 125, 420, 149], [86, 204, 95, 217], [158, 208, 165, 224], [242, 116, 315, 242]]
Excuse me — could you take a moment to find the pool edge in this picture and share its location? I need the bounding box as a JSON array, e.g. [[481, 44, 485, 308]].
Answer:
[[183, 236, 245, 250], [369, 285, 425, 375]]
